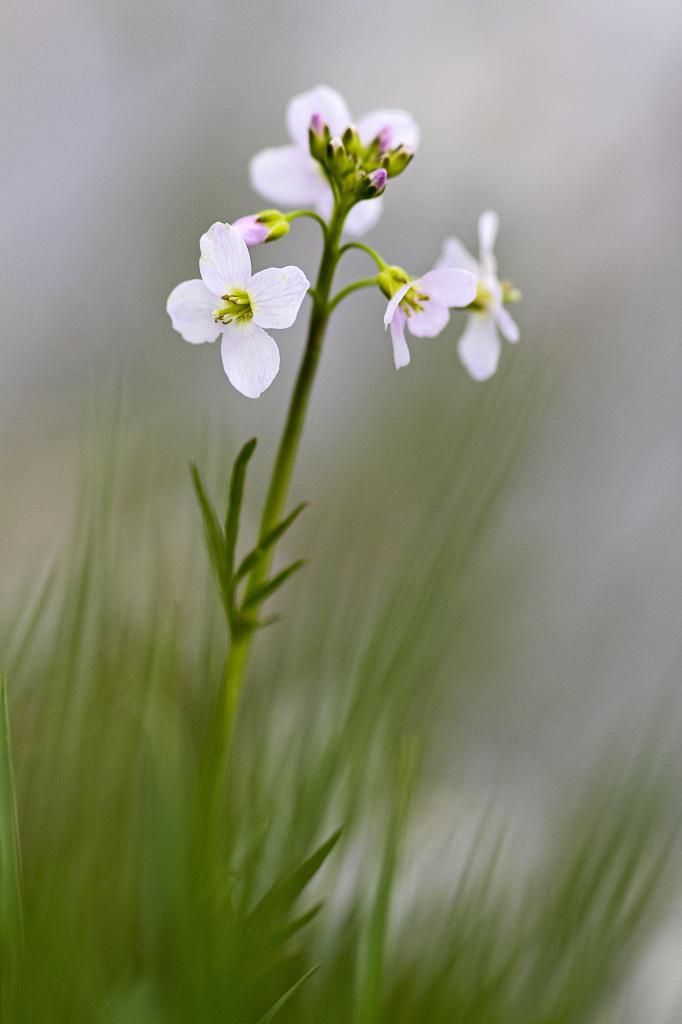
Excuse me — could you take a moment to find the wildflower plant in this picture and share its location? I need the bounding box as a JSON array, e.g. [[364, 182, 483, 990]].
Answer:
[[2, 82, 678, 1024], [167, 83, 523, 813]]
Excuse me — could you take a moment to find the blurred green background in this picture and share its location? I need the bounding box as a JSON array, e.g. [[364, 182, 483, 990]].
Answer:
[[1, 0, 681, 1019]]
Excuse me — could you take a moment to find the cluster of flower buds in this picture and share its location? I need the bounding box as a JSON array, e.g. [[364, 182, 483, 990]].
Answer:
[[308, 114, 413, 204], [233, 210, 290, 246]]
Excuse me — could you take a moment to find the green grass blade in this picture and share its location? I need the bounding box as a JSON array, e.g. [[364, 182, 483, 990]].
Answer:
[[254, 964, 321, 1024], [249, 828, 341, 928], [0, 672, 24, 1013], [355, 742, 416, 1024]]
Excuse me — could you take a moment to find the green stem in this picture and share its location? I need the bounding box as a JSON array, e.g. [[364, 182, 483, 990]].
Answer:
[[209, 200, 349, 805], [286, 209, 328, 235], [328, 278, 378, 314], [338, 241, 388, 271]]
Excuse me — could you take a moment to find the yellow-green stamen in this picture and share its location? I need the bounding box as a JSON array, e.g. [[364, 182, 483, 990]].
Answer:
[[213, 289, 253, 324]]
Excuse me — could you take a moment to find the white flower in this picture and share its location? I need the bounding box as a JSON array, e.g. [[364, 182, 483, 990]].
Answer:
[[383, 269, 477, 370], [250, 84, 420, 238], [436, 211, 520, 381], [167, 223, 309, 399]]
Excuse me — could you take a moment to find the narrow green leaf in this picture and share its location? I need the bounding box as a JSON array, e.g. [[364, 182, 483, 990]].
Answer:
[[242, 560, 305, 611], [189, 463, 227, 603], [272, 901, 324, 944], [224, 437, 257, 577], [249, 828, 341, 927], [0, 672, 24, 1007], [254, 964, 320, 1024], [355, 742, 417, 1024], [235, 502, 307, 582]]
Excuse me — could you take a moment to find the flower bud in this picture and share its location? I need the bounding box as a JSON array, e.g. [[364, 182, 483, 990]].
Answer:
[[233, 215, 269, 246], [342, 123, 363, 157], [385, 145, 414, 178], [233, 211, 290, 246], [308, 115, 331, 162], [359, 167, 388, 199], [326, 136, 348, 173], [310, 111, 324, 136]]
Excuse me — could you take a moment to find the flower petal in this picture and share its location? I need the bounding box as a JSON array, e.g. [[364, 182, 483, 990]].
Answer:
[[356, 109, 420, 151], [286, 84, 352, 148], [199, 222, 251, 296], [434, 237, 479, 275], [478, 210, 499, 275], [419, 268, 477, 308], [407, 299, 450, 338], [390, 306, 411, 369], [249, 265, 310, 329], [220, 320, 280, 399], [494, 304, 520, 343], [344, 197, 384, 237], [166, 279, 222, 344], [383, 282, 411, 328], [457, 313, 501, 381], [250, 145, 328, 208]]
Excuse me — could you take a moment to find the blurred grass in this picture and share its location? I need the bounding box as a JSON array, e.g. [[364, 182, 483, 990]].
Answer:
[[0, 366, 679, 1022]]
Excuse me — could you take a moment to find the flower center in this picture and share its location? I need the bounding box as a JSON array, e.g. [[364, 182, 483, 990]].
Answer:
[[213, 289, 253, 324], [400, 287, 428, 317]]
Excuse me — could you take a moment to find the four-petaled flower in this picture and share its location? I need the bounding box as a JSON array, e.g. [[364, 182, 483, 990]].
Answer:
[[436, 211, 520, 381], [166, 223, 309, 399], [383, 269, 478, 370], [250, 85, 419, 238]]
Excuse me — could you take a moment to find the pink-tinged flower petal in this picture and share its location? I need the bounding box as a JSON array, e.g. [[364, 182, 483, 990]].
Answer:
[[419, 268, 477, 309], [493, 304, 520, 343], [390, 306, 411, 369], [383, 282, 411, 328], [233, 215, 269, 246], [434, 237, 479, 275], [406, 299, 450, 338], [478, 210, 499, 275], [356, 109, 420, 152], [199, 222, 251, 296], [457, 313, 501, 381], [343, 197, 384, 237], [286, 84, 352, 148], [166, 279, 222, 345], [248, 265, 310, 330], [220, 320, 280, 398], [250, 145, 328, 208]]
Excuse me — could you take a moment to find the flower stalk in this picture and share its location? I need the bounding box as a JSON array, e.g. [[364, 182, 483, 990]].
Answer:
[[207, 199, 350, 814]]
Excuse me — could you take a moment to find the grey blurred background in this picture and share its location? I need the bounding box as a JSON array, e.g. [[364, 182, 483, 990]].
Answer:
[[2, 0, 681, 1009]]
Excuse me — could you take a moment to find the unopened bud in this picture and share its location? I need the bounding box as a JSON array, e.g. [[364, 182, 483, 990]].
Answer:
[[360, 167, 388, 199], [342, 123, 363, 156], [308, 116, 331, 161], [385, 145, 414, 178], [310, 112, 324, 136], [233, 215, 269, 246], [233, 211, 289, 246], [326, 136, 349, 174]]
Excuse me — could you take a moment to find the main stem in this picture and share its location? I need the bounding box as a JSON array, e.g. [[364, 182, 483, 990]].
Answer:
[[210, 201, 348, 805]]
